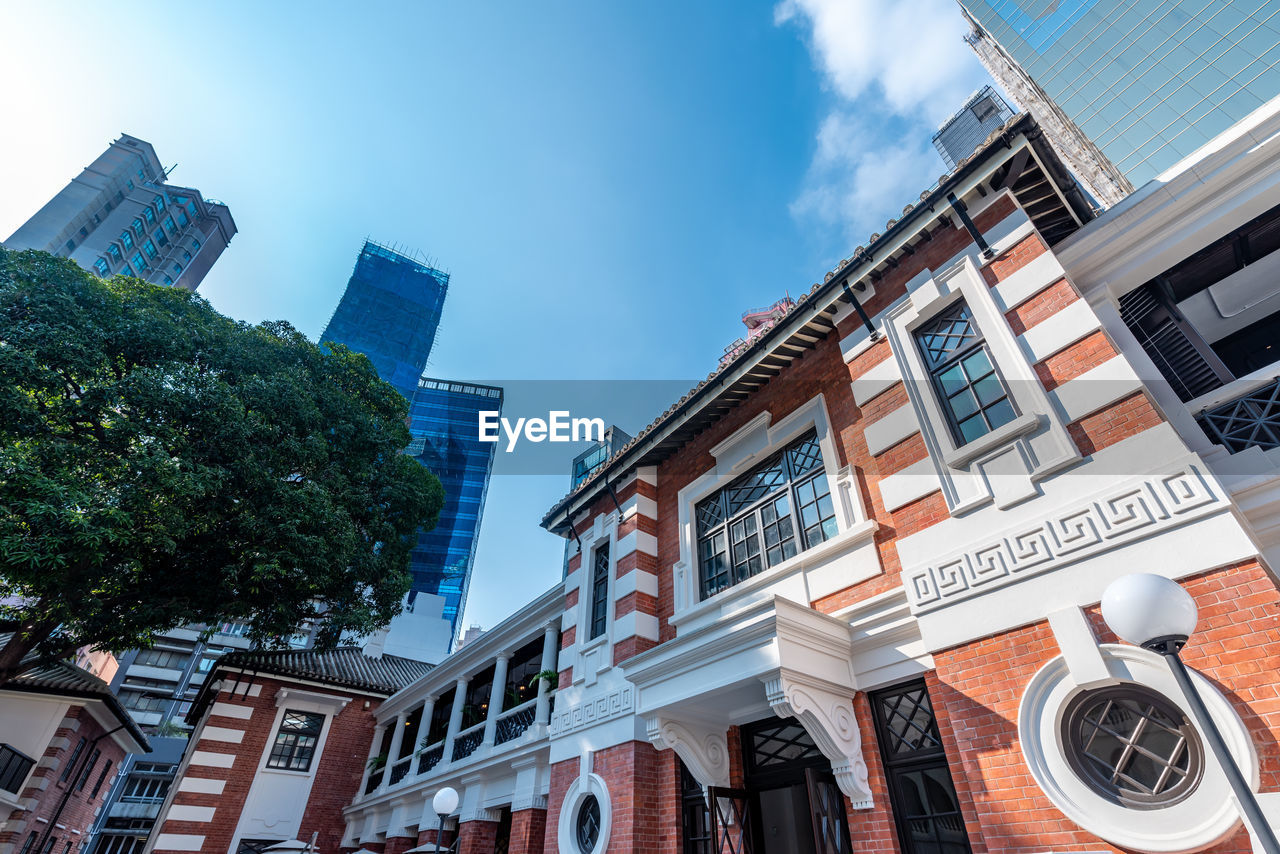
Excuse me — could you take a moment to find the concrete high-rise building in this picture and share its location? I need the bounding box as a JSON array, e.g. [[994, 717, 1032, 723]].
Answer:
[[404, 378, 504, 645], [933, 85, 1018, 170], [319, 241, 449, 401], [959, 1, 1280, 206], [4, 134, 236, 290]]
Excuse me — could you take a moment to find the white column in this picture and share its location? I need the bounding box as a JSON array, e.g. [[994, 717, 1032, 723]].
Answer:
[[358, 724, 386, 795], [417, 695, 437, 752], [482, 653, 512, 746], [535, 623, 559, 726], [442, 677, 469, 762], [379, 713, 408, 791]]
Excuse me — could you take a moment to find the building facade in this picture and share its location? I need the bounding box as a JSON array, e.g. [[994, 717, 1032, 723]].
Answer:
[[324, 106, 1280, 854], [87, 625, 259, 854], [405, 379, 505, 645], [0, 648, 150, 854], [3, 134, 236, 291], [320, 242, 450, 402], [959, 0, 1280, 203], [143, 646, 430, 854], [933, 85, 1017, 170]]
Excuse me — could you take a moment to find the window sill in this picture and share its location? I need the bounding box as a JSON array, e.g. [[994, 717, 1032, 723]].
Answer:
[[670, 518, 879, 630], [578, 633, 608, 653], [940, 413, 1040, 469], [260, 766, 315, 778]]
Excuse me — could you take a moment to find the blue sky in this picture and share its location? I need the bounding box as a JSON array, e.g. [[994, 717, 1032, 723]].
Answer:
[[0, 1, 992, 631]]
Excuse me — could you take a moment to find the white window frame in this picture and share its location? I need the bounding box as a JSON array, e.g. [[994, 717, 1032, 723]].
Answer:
[[882, 255, 1079, 514], [563, 511, 618, 687], [670, 394, 880, 630]]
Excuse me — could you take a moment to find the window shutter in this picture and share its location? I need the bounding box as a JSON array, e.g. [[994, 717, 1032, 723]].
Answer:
[[1118, 282, 1231, 402]]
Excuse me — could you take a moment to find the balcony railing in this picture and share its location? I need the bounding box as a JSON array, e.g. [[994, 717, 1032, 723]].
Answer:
[[1197, 374, 1280, 453], [389, 756, 412, 786], [0, 744, 36, 796], [417, 742, 444, 775], [451, 723, 485, 762], [364, 767, 383, 795], [494, 700, 538, 746]]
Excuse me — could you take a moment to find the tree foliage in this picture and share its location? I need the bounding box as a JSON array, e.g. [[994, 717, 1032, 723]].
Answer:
[[0, 249, 444, 681]]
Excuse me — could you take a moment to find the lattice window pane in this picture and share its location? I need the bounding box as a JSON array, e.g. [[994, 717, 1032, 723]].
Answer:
[[750, 722, 823, 767], [787, 432, 823, 475], [725, 456, 787, 515], [696, 495, 726, 535], [877, 686, 943, 756], [916, 303, 977, 367], [1067, 688, 1201, 808]]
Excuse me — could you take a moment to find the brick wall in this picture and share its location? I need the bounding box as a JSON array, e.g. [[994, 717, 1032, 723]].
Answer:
[[509, 808, 545, 854], [928, 559, 1280, 853], [542, 742, 679, 854], [0, 705, 128, 854], [152, 675, 382, 854], [456, 819, 497, 854], [297, 697, 381, 854]]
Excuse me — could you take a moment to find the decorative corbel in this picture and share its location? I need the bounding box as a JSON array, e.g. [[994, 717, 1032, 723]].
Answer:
[[763, 674, 873, 809], [644, 715, 730, 789]]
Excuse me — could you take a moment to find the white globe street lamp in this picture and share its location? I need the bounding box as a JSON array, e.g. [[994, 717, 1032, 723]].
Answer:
[[1101, 573, 1279, 854], [431, 786, 460, 853]]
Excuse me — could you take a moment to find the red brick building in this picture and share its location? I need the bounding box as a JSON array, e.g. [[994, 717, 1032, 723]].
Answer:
[[225, 105, 1280, 854], [145, 646, 430, 854], [0, 646, 150, 854]]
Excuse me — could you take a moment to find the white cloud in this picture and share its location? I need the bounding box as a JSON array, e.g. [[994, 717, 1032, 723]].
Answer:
[[777, 0, 993, 241]]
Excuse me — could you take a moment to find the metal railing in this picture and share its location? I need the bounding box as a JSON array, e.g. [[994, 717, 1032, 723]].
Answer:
[[417, 742, 444, 775], [451, 723, 485, 762], [389, 756, 412, 786], [1197, 375, 1280, 453], [494, 701, 538, 745]]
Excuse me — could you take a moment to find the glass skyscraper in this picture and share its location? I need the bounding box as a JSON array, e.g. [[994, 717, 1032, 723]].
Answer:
[[405, 378, 504, 640], [320, 240, 449, 400], [961, 1, 1280, 192]]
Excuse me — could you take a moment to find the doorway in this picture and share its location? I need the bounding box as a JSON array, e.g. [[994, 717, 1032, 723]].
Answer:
[[706, 718, 852, 854]]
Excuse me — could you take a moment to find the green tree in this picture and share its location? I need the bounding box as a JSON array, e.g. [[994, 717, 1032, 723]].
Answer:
[[0, 249, 444, 682]]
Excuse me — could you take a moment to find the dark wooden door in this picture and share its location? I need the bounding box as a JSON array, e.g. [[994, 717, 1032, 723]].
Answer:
[[804, 768, 852, 854]]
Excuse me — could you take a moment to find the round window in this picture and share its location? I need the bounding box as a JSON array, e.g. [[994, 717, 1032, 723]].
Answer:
[[575, 794, 601, 854], [1063, 685, 1204, 809]]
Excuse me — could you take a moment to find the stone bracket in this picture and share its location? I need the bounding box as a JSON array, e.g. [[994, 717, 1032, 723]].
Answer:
[[763, 673, 873, 809], [644, 715, 730, 789]]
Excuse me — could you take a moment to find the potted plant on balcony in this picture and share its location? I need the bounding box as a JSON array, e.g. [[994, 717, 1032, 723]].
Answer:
[[366, 752, 388, 772], [529, 669, 557, 691]]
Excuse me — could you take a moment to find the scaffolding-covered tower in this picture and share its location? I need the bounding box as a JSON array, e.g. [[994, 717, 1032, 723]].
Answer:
[[932, 85, 1017, 171]]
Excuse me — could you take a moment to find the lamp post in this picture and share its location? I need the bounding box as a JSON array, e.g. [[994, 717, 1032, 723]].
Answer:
[[1101, 573, 1279, 854], [431, 786, 460, 854]]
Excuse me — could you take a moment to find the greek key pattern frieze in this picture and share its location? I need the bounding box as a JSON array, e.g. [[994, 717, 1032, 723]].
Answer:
[[906, 467, 1222, 613], [548, 686, 634, 736]]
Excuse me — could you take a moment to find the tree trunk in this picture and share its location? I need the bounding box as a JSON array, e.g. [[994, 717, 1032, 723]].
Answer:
[[0, 620, 59, 685]]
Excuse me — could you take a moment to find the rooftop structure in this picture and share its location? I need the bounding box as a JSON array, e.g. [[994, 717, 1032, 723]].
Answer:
[[933, 85, 1018, 170], [320, 241, 449, 401], [720, 297, 797, 367]]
